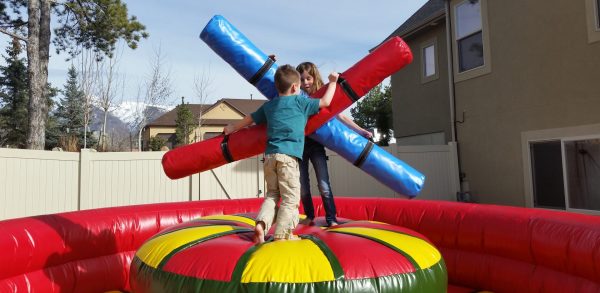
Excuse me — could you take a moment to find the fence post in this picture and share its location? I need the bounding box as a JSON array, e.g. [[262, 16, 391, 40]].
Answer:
[[448, 142, 461, 196], [79, 149, 91, 211], [190, 173, 200, 201], [256, 155, 264, 198]]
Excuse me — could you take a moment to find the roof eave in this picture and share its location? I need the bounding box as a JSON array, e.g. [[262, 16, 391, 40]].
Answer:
[[371, 10, 446, 52]]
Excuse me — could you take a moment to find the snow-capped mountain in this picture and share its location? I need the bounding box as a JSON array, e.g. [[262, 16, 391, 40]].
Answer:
[[111, 101, 174, 128], [89, 101, 173, 136]]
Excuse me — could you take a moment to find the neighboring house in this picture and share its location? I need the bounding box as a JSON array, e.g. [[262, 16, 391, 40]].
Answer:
[[380, 0, 600, 214], [143, 98, 266, 150]]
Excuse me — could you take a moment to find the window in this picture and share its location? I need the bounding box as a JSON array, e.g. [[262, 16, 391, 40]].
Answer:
[[585, 0, 600, 43], [564, 139, 600, 211], [451, 0, 491, 82], [530, 141, 566, 210], [597, 0, 600, 28], [456, 0, 483, 72], [203, 132, 221, 140], [526, 135, 600, 214], [420, 39, 439, 83], [424, 45, 436, 77]]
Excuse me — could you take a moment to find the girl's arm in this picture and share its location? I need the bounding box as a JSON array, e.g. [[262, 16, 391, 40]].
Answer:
[[337, 114, 373, 138], [319, 72, 339, 108]]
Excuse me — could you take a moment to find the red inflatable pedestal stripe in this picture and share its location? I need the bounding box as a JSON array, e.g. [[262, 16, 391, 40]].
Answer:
[[162, 37, 412, 179]]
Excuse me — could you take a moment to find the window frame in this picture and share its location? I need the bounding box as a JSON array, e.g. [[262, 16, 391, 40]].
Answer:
[[450, 0, 492, 82], [420, 38, 439, 83], [585, 0, 600, 43], [522, 124, 600, 216], [598, 0, 600, 28]]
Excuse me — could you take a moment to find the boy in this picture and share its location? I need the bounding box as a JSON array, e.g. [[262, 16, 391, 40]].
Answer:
[[224, 64, 338, 243]]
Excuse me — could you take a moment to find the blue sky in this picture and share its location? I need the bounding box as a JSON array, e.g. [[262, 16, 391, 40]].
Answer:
[[1, 1, 427, 107]]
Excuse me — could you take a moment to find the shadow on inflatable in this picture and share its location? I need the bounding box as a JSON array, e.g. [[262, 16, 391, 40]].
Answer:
[[1, 197, 599, 292]]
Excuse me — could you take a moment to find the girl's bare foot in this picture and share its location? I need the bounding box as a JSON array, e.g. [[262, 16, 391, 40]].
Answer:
[[254, 221, 265, 244], [299, 218, 314, 226]]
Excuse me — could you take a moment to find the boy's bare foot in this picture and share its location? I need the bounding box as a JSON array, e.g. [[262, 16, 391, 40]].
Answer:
[[254, 221, 265, 244], [274, 234, 301, 241], [328, 221, 338, 227]]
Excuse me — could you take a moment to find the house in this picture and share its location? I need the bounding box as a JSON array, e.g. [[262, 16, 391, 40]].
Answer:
[[143, 98, 266, 150], [380, 0, 600, 213]]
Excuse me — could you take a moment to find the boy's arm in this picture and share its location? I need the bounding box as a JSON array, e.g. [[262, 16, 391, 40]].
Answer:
[[319, 72, 340, 108], [223, 115, 254, 135], [337, 114, 373, 138]]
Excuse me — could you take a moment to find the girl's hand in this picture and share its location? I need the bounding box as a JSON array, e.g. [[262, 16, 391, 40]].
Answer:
[[328, 72, 339, 83]]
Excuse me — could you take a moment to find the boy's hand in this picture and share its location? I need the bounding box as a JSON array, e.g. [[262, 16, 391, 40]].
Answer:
[[223, 124, 235, 135], [328, 72, 339, 83]]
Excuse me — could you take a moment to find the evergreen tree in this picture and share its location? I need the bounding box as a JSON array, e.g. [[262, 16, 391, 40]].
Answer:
[[44, 85, 61, 149], [55, 65, 94, 150], [174, 97, 195, 148], [0, 38, 29, 148], [1, 0, 148, 149], [350, 84, 393, 146]]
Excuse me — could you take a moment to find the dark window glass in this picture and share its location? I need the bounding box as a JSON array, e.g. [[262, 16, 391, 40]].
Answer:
[[457, 31, 484, 72], [564, 139, 600, 211], [456, 0, 482, 38], [531, 141, 566, 210], [597, 0, 600, 28], [203, 132, 221, 140]]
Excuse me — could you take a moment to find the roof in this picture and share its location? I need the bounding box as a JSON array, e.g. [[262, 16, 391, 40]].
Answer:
[[373, 0, 446, 50], [206, 98, 267, 117], [146, 98, 266, 127], [146, 104, 212, 127]]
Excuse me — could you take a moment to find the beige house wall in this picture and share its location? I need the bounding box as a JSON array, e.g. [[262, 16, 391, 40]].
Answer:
[[149, 127, 176, 138], [452, 0, 600, 206], [147, 102, 245, 145], [202, 103, 243, 119], [194, 125, 226, 141]]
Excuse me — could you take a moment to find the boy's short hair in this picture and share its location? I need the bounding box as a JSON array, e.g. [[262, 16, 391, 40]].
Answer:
[[274, 65, 301, 94]]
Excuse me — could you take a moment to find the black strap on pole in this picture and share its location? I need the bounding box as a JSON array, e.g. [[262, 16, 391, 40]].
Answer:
[[248, 57, 275, 85], [221, 135, 234, 163], [337, 76, 360, 102], [354, 140, 374, 167]]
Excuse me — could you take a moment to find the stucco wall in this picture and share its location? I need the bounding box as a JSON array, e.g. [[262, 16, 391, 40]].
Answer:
[[392, 21, 451, 143], [454, 0, 600, 206]]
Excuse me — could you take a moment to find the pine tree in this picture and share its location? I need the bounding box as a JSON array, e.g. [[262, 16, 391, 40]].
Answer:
[[0, 38, 29, 148], [1, 0, 148, 149], [55, 65, 86, 150], [174, 97, 195, 148], [350, 84, 393, 146], [44, 85, 61, 149]]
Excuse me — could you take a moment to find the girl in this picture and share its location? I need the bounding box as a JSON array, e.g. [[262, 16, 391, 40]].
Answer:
[[296, 62, 372, 226]]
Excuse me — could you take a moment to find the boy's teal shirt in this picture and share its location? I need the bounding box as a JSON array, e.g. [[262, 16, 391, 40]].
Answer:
[[251, 94, 320, 159]]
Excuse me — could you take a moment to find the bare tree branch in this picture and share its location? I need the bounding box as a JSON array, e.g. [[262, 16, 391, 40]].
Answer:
[[134, 45, 173, 151], [95, 44, 123, 151], [76, 47, 100, 149], [192, 65, 213, 142], [0, 28, 27, 42]]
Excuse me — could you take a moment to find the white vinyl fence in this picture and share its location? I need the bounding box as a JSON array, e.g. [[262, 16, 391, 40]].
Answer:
[[0, 143, 459, 220], [320, 142, 460, 200]]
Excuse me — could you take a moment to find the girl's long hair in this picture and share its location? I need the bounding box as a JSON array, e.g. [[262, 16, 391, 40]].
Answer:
[[296, 62, 324, 94]]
